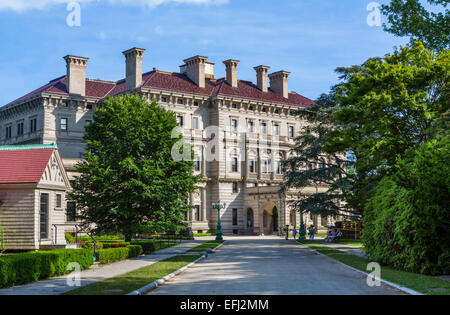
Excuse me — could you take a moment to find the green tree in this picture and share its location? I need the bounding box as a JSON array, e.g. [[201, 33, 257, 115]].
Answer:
[[328, 42, 449, 185], [69, 94, 199, 241], [381, 0, 450, 51], [362, 131, 450, 275], [282, 93, 362, 218]]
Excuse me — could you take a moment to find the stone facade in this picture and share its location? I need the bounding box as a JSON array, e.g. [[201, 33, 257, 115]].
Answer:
[[0, 48, 337, 236]]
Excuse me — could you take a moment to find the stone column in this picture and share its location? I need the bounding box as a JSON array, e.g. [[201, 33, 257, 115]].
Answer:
[[201, 187, 207, 221]]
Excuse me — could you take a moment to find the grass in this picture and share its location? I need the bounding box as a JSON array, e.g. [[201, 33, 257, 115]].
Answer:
[[194, 233, 216, 237], [299, 240, 450, 295], [63, 255, 200, 295], [335, 239, 364, 248], [188, 240, 224, 252]]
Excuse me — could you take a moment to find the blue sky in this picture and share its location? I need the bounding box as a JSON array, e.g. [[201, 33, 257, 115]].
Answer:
[[0, 0, 410, 105]]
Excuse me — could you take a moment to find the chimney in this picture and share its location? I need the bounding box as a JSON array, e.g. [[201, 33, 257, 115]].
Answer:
[[122, 47, 146, 90], [254, 65, 270, 92], [183, 56, 208, 88], [269, 71, 291, 98], [64, 55, 89, 96], [223, 59, 240, 88]]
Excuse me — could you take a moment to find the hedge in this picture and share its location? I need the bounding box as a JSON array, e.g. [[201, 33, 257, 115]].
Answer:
[[0, 249, 93, 288], [363, 136, 450, 275], [101, 242, 130, 249], [130, 241, 155, 254], [96, 245, 143, 264]]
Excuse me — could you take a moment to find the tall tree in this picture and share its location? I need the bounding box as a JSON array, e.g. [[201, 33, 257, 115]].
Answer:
[[282, 92, 362, 219], [69, 94, 199, 241], [327, 42, 449, 185], [381, 0, 449, 51]]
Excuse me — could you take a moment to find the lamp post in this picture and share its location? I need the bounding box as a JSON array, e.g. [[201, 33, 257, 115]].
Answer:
[[212, 201, 226, 241], [298, 209, 306, 240]]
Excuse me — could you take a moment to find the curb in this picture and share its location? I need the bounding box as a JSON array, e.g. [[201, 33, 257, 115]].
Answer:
[[297, 241, 423, 296], [128, 241, 226, 295], [128, 254, 206, 295]]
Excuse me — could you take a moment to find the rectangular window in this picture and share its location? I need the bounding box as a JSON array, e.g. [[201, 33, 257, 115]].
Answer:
[[274, 161, 281, 174], [60, 118, 68, 131], [194, 101, 199, 107], [232, 157, 238, 172], [161, 97, 167, 103], [67, 201, 77, 222], [193, 117, 199, 129], [231, 119, 238, 132], [194, 205, 200, 221], [248, 160, 255, 173], [56, 194, 62, 208], [176, 116, 184, 126], [273, 124, 280, 136], [232, 103, 237, 109], [261, 122, 267, 134], [232, 208, 238, 226], [262, 160, 269, 173], [232, 182, 239, 193], [30, 118, 37, 133], [5, 126, 12, 139], [248, 121, 254, 133], [289, 126, 294, 138], [17, 121, 24, 136], [177, 99, 184, 105], [194, 156, 200, 172]]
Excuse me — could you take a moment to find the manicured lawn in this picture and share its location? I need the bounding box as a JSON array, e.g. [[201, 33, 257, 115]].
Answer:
[[188, 240, 224, 252], [299, 240, 450, 295], [335, 239, 364, 248], [63, 255, 200, 295], [194, 233, 216, 237]]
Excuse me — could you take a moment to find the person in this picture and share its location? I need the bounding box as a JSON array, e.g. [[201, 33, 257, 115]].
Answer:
[[326, 229, 337, 243], [336, 230, 343, 240], [285, 225, 289, 240], [292, 227, 297, 240], [308, 225, 315, 240]]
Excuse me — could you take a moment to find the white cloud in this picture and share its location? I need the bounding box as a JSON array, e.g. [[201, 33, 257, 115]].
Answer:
[[0, 0, 229, 12]]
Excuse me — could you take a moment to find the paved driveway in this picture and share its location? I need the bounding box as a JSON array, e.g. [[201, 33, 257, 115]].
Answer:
[[149, 236, 404, 295]]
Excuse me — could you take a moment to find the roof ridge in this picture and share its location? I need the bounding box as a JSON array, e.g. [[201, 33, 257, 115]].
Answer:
[[0, 143, 58, 151]]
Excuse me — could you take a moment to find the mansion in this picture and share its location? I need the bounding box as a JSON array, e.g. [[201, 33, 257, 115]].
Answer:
[[0, 47, 335, 243]]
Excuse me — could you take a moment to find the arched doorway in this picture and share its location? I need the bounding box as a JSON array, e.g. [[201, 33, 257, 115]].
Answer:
[[261, 202, 279, 235], [246, 208, 254, 234]]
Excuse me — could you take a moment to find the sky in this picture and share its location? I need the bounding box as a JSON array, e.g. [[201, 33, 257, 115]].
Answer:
[[0, 0, 410, 106]]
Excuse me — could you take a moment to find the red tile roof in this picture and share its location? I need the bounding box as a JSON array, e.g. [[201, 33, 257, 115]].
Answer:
[[0, 149, 54, 184], [3, 70, 316, 108]]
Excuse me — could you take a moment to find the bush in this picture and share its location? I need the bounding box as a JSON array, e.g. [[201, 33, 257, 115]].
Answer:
[[130, 241, 155, 254], [96, 245, 143, 264], [65, 232, 75, 244], [0, 249, 93, 288], [82, 240, 104, 251], [362, 136, 450, 275], [101, 241, 130, 249]]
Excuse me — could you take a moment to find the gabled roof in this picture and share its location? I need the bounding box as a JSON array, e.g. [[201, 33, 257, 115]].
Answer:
[[0, 143, 59, 184], [2, 70, 316, 109]]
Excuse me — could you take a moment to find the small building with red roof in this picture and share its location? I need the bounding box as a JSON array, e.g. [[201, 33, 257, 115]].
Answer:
[[0, 143, 71, 250]]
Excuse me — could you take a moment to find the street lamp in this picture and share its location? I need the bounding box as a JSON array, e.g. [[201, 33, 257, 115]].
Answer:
[[298, 209, 306, 240], [212, 201, 226, 241]]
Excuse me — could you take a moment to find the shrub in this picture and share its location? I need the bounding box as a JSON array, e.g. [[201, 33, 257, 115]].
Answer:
[[65, 232, 75, 244], [101, 241, 130, 249], [82, 240, 103, 251], [362, 136, 450, 275], [0, 249, 93, 288], [130, 241, 155, 254], [96, 245, 143, 264]]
